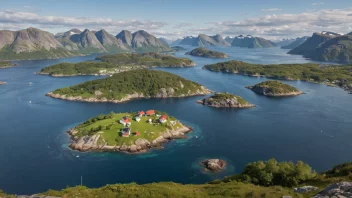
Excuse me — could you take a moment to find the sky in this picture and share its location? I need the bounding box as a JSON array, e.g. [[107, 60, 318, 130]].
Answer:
[[0, 0, 352, 40]]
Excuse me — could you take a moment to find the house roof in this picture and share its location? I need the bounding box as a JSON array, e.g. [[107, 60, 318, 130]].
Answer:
[[138, 111, 145, 115], [146, 110, 155, 115], [121, 117, 131, 123], [122, 128, 130, 133], [160, 114, 167, 120]]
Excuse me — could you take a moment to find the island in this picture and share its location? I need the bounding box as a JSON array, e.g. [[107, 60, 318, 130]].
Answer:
[[40, 53, 196, 76], [197, 92, 255, 108], [96, 52, 195, 67], [46, 69, 211, 103], [201, 159, 227, 172], [0, 61, 15, 68], [0, 81, 6, 85], [68, 111, 191, 153], [203, 60, 352, 94], [246, 80, 303, 97], [171, 46, 186, 51], [185, 47, 228, 58]]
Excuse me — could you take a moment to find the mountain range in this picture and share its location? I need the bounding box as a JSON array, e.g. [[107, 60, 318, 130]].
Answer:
[[281, 36, 310, 49], [288, 31, 352, 62], [177, 34, 231, 47], [0, 28, 171, 60], [231, 35, 277, 48]]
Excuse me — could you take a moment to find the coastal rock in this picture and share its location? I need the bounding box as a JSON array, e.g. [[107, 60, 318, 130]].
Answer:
[[294, 186, 318, 194], [313, 182, 352, 198], [201, 159, 226, 172], [199, 92, 255, 108], [135, 138, 150, 148], [128, 145, 138, 153]]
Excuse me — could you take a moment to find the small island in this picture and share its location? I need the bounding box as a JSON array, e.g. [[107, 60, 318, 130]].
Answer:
[[68, 111, 192, 153], [0, 61, 15, 68], [0, 81, 6, 85], [197, 92, 255, 108], [246, 81, 303, 97], [201, 159, 227, 172], [186, 47, 228, 58], [40, 53, 195, 76], [203, 60, 352, 93], [46, 69, 211, 103], [171, 46, 186, 51]]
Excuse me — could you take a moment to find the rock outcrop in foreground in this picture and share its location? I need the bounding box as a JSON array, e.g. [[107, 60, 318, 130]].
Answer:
[[313, 182, 352, 198], [197, 92, 255, 108], [201, 159, 226, 172], [246, 80, 303, 97]]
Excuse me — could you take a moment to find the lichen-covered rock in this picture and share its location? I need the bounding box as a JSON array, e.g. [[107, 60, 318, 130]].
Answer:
[[201, 159, 226, 172], [313, 182, 352, 198]]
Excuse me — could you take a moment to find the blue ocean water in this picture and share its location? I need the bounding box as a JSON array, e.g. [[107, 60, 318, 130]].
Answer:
[[0, 47, 351, 194]]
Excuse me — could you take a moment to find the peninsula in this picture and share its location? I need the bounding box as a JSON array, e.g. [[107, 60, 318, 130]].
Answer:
[[203, 60, 352, 93], [186, 47, 228, 58], [46, 69, 211, 103], [96, 52, 195, 67], [246, 80, 303, 97], [0, 61, 15, 68], [40, 53, 196, 76], [197, 92, 255, 108], [68, 111, 191, 153]]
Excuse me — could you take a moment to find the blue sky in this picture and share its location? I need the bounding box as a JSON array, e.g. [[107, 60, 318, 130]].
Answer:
[[0, 0, 352, 40]]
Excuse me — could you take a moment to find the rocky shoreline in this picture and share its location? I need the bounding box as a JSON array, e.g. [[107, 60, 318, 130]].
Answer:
[[68, 124, 192, 154], [46, 88, 212, 103], [197, 93, 255, 108]]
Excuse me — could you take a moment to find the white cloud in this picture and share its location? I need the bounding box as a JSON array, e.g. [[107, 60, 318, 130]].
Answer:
[[0, 10, 167, 34], [261, 8, 283, 12], [207, 8, 352, 40], [173, 23, 192, 29]]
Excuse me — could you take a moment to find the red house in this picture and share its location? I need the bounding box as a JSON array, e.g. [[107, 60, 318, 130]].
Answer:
[[146, 110, 155, 116], [159, 114, 167, 123], [138, 111, 145, 117]]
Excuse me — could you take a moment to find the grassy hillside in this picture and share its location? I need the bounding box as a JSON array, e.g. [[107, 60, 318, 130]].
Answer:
[[96, 53, 195, 67], [73, 111, 182, 146], [2, 159, 349, 198], [203, 60, 352, 92], [50, 69, 208, 101], [39, 61, 135, 76], [308, 35, 352, 62], [0, 46, 79, 61]]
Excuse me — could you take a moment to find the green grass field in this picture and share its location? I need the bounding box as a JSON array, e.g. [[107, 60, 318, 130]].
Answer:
[[74, 112, 182, 146]]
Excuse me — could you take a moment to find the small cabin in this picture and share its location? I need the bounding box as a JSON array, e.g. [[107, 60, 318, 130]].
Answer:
[[146, 110, 155, 116], [121, 128, 131, 137], [135, 116, 141, 122], [120, 116, 131, 126], [134, 131, 140, 136], [138, 111, 145, 117], [159, 114, 167, 123]]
